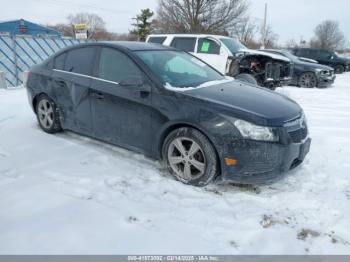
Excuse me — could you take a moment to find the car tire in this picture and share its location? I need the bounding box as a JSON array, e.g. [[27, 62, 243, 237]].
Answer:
[[162, 127, 218, 187], [335, 65, 345, 74], [35, 94, 62, 134], [235, 73, 258, 86], [298, 72, 317, 88]]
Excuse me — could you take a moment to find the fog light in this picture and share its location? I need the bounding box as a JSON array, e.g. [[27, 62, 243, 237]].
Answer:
[[224, 158, 237, 166]]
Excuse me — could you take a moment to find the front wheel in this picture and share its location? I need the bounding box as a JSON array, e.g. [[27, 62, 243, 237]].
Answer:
[[298, 72, 317, 88], [35, 94, 62, 133], [162, 127, 218, 186], [335, 65, 345, 74]]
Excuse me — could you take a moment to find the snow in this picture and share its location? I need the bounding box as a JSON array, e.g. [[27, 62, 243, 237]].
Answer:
[[164, 78, 234, 91], [1, 74, 350, 255]]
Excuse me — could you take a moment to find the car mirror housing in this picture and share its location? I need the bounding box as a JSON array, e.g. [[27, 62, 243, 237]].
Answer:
[[119, 77, 144, 87]]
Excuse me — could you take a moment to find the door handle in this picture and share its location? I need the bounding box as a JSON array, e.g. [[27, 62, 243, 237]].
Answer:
[[54, 79, 67, 88], [92, 92, 104, 99]]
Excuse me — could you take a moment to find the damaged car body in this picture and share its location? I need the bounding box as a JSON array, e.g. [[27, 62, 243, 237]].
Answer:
[[146, 34, 293, 90], [26, 42, 311, 186], [262, 49, 336, 88]]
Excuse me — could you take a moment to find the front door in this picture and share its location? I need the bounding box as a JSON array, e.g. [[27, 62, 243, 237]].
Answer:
[[195, 38, 228, 74], [90, 47, 153, 154]]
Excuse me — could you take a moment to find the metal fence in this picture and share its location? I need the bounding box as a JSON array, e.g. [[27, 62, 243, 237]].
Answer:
[[0, 35, 89, 88]]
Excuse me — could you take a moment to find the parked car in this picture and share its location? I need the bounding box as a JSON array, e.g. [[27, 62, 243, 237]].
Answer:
[[146, 34, 293, 90], [261, 49, 336, 88], [26, 42, 311, 186], [289, 48, 350, 74]]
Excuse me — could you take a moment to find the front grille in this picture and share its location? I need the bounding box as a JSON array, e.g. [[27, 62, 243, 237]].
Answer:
[[288, 124, 308, 143], [266, 63, 281, 80]]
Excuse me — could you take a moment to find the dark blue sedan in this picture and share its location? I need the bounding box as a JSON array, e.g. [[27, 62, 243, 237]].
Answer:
[[26, 42, 311, 186]]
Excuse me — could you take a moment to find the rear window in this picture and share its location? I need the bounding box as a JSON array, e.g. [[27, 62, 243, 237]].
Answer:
[[64, 47, 96, 76], [148, 37, 166, 44], [170, 37, 196, 52], [53, 52, 66, 70]]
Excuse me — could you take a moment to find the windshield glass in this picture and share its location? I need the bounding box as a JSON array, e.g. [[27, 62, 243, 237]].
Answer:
[[279, 50, 300, 63], [135, 50, 224, 88], [220, 38, 247, 54]]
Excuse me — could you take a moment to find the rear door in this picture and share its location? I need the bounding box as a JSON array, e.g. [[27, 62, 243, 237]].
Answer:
[[170, 37, 197, 53], [51, 47, 96, 135], [90, 47, 153, 153]]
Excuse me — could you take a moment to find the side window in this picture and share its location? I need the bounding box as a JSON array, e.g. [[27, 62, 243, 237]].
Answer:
[[53, 52, 66, 70], [197, 38, 220, 55], [64, 47, 96, 76], [296, 49, 308, 57], [148, 37, 166, 44], [98, 48, 142, 83], [170, 37, 196, 52], [308, 50, 318, 58], [317, 50, 331, 59]]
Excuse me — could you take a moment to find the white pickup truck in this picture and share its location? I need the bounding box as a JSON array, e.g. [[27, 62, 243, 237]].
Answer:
[[146, 34, 292, 89]]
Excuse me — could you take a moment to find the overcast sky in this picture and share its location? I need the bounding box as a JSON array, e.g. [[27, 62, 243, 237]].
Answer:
[[1, 0, 349, 45]]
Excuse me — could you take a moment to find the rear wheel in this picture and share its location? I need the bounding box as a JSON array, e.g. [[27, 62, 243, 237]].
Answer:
[[335, 65, 345, 74], [35, 94, 62, 133], [162, 127, 218, 186], [235, 73, 258, 86], [298, 72, 317, 88]]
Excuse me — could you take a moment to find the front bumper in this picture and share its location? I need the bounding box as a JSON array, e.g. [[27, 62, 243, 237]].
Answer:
[[317, 74, 336, 88], [218, 137, 311, 185]]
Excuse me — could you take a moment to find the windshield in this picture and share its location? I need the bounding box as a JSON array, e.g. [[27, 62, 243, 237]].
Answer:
[[135, 50, 224, 88], [279, 50, 300, 63], [220, 38, 247, 54]]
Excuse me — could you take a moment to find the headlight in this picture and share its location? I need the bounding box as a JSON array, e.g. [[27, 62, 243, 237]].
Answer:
[[315, 68, 330, 76], [234, 119, 279, 142]]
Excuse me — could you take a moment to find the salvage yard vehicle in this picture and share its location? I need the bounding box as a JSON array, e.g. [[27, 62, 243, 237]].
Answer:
[[26, 42, 311, 186], [289, 48, 350, 74], [262, 49, 336, 88], [146, 34, 293, 89]]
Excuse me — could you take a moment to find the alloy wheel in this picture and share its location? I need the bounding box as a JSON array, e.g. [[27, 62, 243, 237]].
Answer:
[[299, 73, 317, 88], [167, 137, 206, 181], [38, 99, 54, 129]]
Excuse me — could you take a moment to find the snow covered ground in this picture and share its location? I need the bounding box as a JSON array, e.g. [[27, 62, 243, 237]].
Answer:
[[1, 73, 350, 255]]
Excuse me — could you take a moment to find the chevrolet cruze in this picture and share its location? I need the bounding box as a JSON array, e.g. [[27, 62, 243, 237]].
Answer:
[[26, 42, 311, 186]]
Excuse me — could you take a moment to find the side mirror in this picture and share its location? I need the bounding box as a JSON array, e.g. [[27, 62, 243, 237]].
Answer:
[[119, 77, 151, 93], [119, 77, 144, 87]]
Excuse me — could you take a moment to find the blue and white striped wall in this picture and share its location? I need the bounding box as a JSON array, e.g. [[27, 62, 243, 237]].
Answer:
[[0, 35, 89, 88]]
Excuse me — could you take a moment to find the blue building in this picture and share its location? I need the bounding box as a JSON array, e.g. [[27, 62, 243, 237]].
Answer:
[[0, 19, 61, 38]]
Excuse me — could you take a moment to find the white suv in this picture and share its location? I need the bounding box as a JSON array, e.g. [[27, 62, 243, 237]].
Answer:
[[146, 34, 292, 89]]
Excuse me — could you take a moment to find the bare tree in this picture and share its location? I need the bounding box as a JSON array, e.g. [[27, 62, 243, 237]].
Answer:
[[47, 23, 74, 38], [285, 39, 298, 48], [232, 17, 257, 46], [261, 24, 278, 49], [311, 20, 345, 50], [67, 13, 106, 39], [156, 0, 249, 34]]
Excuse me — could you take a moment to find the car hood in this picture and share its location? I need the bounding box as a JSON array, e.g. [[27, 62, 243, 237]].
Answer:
[[184, 80, 302, 126], [298, 57, 318, 64], [238, 48, 291, 63], [336, 56, 350, 64], [297, 60, 334, 70]]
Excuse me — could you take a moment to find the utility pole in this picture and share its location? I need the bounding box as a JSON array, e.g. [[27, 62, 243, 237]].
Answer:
[[261, 3, 267, 49]]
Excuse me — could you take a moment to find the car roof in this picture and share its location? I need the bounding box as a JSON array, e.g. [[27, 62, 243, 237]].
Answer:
[[66, 41, 175, 51], [147, 34, 234, 40]]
